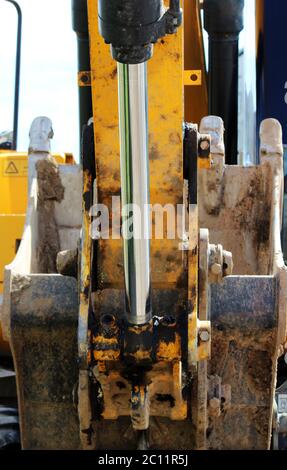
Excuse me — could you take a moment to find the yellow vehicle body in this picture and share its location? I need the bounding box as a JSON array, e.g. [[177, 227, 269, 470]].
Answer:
[[0, 150, 73, 354]]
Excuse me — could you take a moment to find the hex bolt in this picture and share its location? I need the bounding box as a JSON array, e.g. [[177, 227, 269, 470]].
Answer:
[[199, 330, 210, 342], [200, 139, 210, 151], [209, 397, 220, 409], [198, 134, 211, 158], [210, 262, 222, 276], [209, 397, 221, 417]]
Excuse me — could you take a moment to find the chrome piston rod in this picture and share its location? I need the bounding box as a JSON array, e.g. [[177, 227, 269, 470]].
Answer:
[[117, 62, 151, 325]]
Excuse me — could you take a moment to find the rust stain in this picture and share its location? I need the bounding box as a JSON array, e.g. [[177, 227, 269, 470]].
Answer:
[[110, 67, 117, 79], [156, 333, 181, 362], [169, 132, 181, 145], [150, 144, 161, 161]]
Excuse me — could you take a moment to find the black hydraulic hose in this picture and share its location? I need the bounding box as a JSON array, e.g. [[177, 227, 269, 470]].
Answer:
[[4, 0, 22, 151], [72, 0, 93, 141], [203, 0, 244, 165]]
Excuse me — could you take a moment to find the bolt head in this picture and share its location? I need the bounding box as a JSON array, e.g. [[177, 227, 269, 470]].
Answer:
[[211, 263, 222, 276], [209, 397, 221, 417], [199, 330, 210, 342], [200, 139, 210, 151], [209, 397, 220, 409]]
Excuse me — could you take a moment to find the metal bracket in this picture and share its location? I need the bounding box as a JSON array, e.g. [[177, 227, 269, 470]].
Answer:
[[78, 71, 91, 87], [184, 70, 202, 86]]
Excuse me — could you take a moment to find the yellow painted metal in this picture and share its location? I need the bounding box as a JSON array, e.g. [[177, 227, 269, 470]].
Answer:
[[0, 152, 28, 215], [171, 361, 187, 420], [92, 334, 120, 362], [78, 168, 93, 368], [183, 70, 202, 86], [156, 332, 181, 362], [0, 150, 71, 355], [86, 0, 205, 394], [0, 214, 25, 355], [197, 320, 211, 361], [198, 157, 211, 170], [184, 0, 208, 123], [188, 204, 199, 367], [87, 0, 184, 289]]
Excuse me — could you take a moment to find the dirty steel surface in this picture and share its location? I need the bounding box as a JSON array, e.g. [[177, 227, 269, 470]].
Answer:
[[208, 276, 278, 449], [199, 165, 273, 275], [36, 157, 65, 274], [7, 273, 280, 449], [10, 275, 80, 450], [0, 363, 19, 448], [92, 417, 195, 450]]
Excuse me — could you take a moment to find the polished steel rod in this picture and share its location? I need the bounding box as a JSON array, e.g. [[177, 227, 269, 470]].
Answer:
[[117, 62, 151, 325]]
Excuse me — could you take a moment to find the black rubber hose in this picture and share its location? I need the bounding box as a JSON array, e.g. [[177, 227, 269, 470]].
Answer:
[[204, 0, 244, 165], [72, 0, 93, 141]]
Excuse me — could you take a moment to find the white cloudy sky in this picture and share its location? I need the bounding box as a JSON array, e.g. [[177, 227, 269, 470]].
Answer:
[[0, 0, 79, 158]]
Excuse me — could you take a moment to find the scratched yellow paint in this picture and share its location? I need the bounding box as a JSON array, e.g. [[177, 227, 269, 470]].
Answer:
[[198, 156, 211, 170], [188, 204, 199, 367], [78, 169, 93, 366], [87, 0, 184, 288], [156, 333, 181, 362]]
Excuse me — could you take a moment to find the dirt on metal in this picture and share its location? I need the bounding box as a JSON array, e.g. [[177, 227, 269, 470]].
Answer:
[[36, 157, 65, 273]]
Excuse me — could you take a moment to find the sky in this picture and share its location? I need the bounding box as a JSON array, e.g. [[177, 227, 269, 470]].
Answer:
[[0, 0, 79, 158]]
